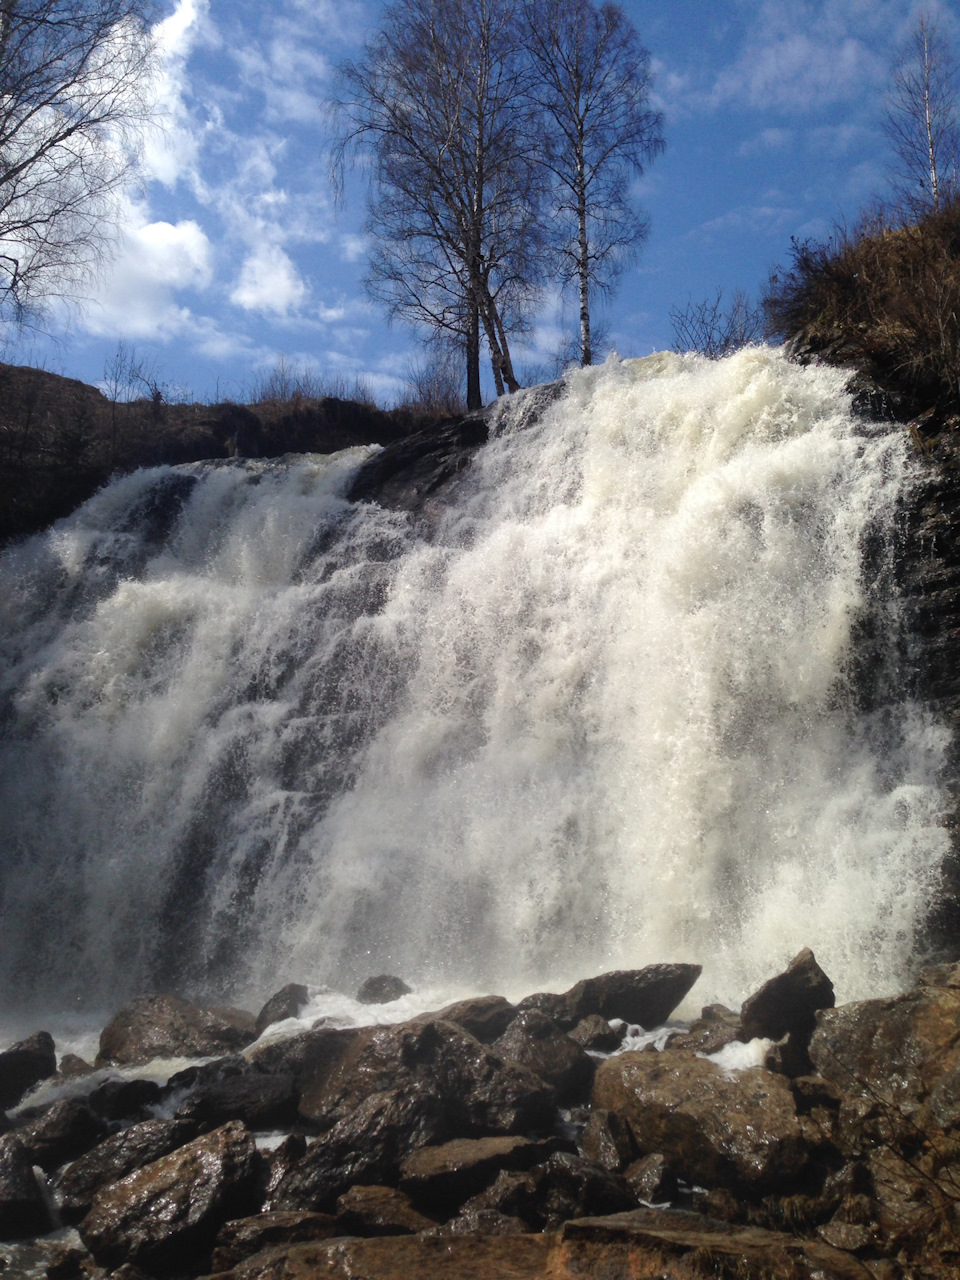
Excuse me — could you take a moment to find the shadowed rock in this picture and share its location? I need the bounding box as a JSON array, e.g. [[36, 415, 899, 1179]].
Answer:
[[254, 984, 309, 1035], [0, 1032, 56, 1109]]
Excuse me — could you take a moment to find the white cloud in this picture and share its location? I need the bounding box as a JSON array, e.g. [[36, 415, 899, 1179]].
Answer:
[[230, 243, 307, 315], [84, 209, 214, 339]]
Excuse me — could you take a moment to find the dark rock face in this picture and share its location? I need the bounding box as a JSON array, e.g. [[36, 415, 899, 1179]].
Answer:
[[297, 1018, 555, 1136], [577, 1108, 636, 1174], [88, 1078, 162, 1121], [15, 1098, 107, 1171], [254, 983, 309, 1035], [57, 1118, 200, 1223], [174, 1071, 300, 1130], [739, 948, 835, 1075], [356, 975, 412, 1005], [96, 994, 258, 1066], [79, 1120, 259, 1272], [592, 1048, 807, 1193], [492, 1010, 595, 1104], [0, 1031, 57, 1108], [399, 1136, 564, 1217], [0, 1134, 51, 1239], [568, 1015, 623, 1053]]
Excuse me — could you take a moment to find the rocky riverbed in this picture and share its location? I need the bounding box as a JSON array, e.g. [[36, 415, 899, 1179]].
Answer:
[[1, 954, 959, 1278]]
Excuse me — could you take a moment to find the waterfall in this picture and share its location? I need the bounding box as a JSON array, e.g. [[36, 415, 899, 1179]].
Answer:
[[0, 348, 950, 1015]]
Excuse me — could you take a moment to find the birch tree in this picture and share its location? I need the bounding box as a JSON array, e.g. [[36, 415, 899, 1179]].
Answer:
[[0, 0, 157, 322], [882, 10, 960, 216], [333, 0, 542, 410], [524, 0, 663, 365]]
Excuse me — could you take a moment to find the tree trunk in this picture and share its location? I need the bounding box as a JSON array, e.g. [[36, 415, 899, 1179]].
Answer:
[[466, 299, 482, 411]]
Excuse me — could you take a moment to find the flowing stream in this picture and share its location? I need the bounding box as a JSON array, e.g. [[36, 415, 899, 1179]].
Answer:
[[0, 348, 951, 1021]]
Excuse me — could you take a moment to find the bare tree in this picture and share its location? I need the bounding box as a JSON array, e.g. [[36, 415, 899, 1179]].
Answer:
[[882, 10, 960, 216], [333, 0, 543, 411], [670, 287, 766, 359], [0, 0, 157, 323], [524, 0, 663, 366]]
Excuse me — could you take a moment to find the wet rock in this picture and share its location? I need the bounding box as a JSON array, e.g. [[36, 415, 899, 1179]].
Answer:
[[563, 1206, 872, 1280], [529, 1152, 636, 1228], [577, 1108, 635, 1173], [564, 965, 702, 1029], [518, 965, 701, 1032], [740, 948, 835, 1074], [297, 1018, 556, 1138], [96, 994, 257, 1066], [263, 1026, 373, 1114], [492, 1010, 595, 1104], [623, 1152, 678, 1204], [567, 1015, 622, 1053], [88, 1079, 162, 1122], [15, 1098, 107, 1171], [254, 984, 309, 1036], [58, 1054, 95, 1078], [268, 1081, 448, 1211], [665, 1004, 742, 1055], [57, 1118, 200, 1223], [809, 984, 960, 1135], [399, 1136, 563, 1217], [0, 1134, 51, 1239], [257, 1133, 307, 1205], [593, 1048, 807, 1193], [78, 1120, 258, 1272], [336, 1184, 436, 1235], [210, 1211, 339, 1272], [0, 1032, 56, 1109], [417, 996, 517, 1044], [175, 1072, 299, 1130], [356, 975, 412, 1004]]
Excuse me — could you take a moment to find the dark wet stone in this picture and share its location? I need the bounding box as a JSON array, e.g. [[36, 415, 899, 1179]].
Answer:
[[78, 1120, 258, 1272], [57, 1118, 200, 1223], [356, 975, 412, 1005], [210, 1210, 339, 1272], [88, 1079, 162, 1122], [0, 1133, 51, 1240], [0, 1032, 57, 1109], [336, 1184, 436, 1236], [493, 1011, 595, 1104], [96, 994, 257, 1066], [254, 984, 310, 1036], [568, 1015, 623, 1053], [15, 1098, 107, 1171]]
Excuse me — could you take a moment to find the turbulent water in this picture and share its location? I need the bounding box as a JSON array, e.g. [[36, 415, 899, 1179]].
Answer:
[[0, 348, 951, 1017]]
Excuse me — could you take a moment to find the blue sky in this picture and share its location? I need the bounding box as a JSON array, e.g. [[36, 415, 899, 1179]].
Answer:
[[3, 0, 953, 405]]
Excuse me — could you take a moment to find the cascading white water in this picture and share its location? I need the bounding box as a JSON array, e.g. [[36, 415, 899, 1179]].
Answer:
[[0, 348, 951, 1016]]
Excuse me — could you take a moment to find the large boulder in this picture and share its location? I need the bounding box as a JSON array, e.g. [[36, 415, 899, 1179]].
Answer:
[[519, 965, 701, 1032], [56, 1118, 200, 1222], [79, 1120, 259, 1272], [492, 1010, 595, 1104], [0, 1031, 57, 1108], [267, 1082, 448, 1212], [0, 1134, 51, 1239], [297, 1018, 556, 1136], [96, 994, 257, 1066], [740, 948, 835, 1074], [592, 1048, 808, 1193], [336, 1184, 437, 1236], [809, 984, 960, 1130]]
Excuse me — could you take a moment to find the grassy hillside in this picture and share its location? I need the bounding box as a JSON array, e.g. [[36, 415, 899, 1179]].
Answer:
[[765, 199, 960, 434], [0, 365, 437, 543]]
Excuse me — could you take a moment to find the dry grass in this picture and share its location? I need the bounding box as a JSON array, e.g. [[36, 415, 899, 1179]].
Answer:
[[764, 199, 960, 426]]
